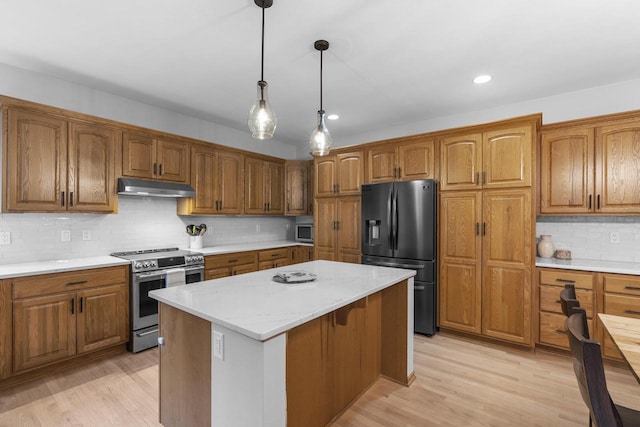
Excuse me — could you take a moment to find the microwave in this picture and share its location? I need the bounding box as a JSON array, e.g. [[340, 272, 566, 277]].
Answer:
[[295, 224, 314, 243]]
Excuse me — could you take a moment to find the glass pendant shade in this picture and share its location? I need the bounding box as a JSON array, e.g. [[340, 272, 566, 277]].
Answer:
[[309, 110, 332, 156], [248, 80, 276, 140]]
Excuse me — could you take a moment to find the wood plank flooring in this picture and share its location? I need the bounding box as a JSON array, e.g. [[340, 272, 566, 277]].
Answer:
[[0, 333, 638, 426]]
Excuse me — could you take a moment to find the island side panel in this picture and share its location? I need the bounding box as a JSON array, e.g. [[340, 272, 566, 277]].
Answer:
[[211, 324, 286, 427], [159, 303, 212, 427], [381, 278, 414, 384]]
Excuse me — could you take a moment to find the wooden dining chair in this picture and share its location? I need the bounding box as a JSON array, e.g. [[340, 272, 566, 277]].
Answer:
[[565, 311, 640, 427], [560, 284, 590, 338]]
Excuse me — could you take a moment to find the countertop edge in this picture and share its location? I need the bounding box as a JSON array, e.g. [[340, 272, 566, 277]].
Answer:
[[535, 257, 640, 275]]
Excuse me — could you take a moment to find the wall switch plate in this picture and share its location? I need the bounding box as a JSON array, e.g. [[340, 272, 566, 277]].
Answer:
[[0, 232, 10, 245], [609, 232, 620, 244], [213, 331, 224, 360], [256, 224, 261, 232], [82, 230, 91, 241], [61, 230, 71, 242]]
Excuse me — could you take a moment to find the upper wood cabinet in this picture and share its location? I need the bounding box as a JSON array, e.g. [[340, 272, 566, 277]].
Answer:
[[540, 116, 640, 214], [244, 157, 284, 215], [285, 160, 311, 216], [122, 131, 190, 183], [3, 108, 117, 213], [440, 124, 533, 191], [177, 144, 244, 215], [366, 137, 436, 183], [314, 151, 364, 197]]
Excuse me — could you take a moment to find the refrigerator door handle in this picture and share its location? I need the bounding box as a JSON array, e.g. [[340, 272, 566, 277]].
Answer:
[[363, 258, 425, 270], [393, 189, 399, 250], [388, 188, 394, 249]]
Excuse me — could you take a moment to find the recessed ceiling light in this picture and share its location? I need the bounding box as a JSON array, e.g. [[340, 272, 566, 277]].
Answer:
[[473, 74, 492, 84], [327, 114, 339, 120]]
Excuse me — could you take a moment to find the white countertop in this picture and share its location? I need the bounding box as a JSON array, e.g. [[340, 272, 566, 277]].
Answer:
[[536, 257, 640, 275], [0, 256, 130, 279], [197, 240, 311, 256], [149, 260, 415, 342]]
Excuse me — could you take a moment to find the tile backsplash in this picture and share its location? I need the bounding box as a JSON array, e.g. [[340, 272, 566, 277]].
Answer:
[[0, 197, 295, 265], [536, 218, 640, 262]]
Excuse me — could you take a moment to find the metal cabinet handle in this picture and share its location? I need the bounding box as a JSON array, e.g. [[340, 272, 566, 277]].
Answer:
[[624, 286, 640, 291], [397, 167, 401, 177], [555, 329, 565, 334], [66, 280, 88, 286], [475, 172, 480, 186], [153, 163, 158, 175], [69, 192, 74, 207], [482, 222, 486, 236], [228, 259, 238, 263], [482, 171, 487, 184], [79, 297, 83, 313], [71, 298, 75, 314], [555, 278, 576, 283], [61, 191, 65, 207], [597, 194, 601, 210], [624, 309, 640, 315], [476, 223, 480, 236], [159, 164, 163, 176], [588, 195, 592, 209]]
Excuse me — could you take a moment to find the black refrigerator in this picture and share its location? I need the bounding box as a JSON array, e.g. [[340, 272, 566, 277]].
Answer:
[[361, 179, 437, 335]]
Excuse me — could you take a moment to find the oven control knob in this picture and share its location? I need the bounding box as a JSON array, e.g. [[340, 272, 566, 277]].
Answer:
[[151, 261, 157, 268], [143, 262, 150, 268], [134, 262, 143, 270]]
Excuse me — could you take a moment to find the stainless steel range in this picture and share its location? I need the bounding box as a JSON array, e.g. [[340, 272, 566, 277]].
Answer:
[[111, 247, 205, 352]]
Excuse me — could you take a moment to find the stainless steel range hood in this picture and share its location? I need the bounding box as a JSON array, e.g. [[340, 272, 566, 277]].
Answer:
[[117, 178, 195, 198]]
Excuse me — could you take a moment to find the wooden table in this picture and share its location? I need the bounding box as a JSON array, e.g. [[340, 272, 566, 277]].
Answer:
[[599, 313, 640, 383]]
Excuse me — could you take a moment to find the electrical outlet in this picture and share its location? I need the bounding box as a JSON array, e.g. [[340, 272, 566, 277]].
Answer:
[[61, 230, 71, 242], [82, 230, 92, 241], [286, 223, 290, 230], [213, 331, 224, 360], [256, 224, 261, 232], [609, 232, 620, 244], [0, 232, 10, 245]]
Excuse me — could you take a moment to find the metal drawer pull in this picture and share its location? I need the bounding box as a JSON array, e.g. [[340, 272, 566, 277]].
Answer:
[[228, 259, 238, 263], [66, 280, 88, 286], [624, 286, 640, 291], [555, 299, 561, 303], [137, 328, 159, 337], [624, 309, 640, 315], [555, 278, 576, 283], [555, 329, 565, 334]]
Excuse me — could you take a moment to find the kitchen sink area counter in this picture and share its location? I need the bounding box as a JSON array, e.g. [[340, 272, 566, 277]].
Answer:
[[150, 260, 415, 427]]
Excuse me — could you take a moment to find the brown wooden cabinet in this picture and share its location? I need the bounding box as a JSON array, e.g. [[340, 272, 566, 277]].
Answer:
[[366, 137, 436, 183], [540, 116, 640, 214], [122, 131, 190, 183], [440, 124, 533, 191], [4, 108, 118, 213], [10, 266, 128, 374], [245, 157, 285, 215], [314, 151, 363, 197], [439, 189, 532, 345], [204, 252, 258, 280], [314, 196, 361, 263], [285, 160, 311, 215], [177, 144, 244, 215], [599, 273, 640, 360], [290, 246, 314, 264], [258, 248, 290, 270]]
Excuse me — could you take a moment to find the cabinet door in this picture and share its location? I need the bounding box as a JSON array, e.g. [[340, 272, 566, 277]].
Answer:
[[440, 133, 482, 191], [5, 108, 68, 212], [285, 161, 309, 215], [482, 189, 532, 344], [183, 144, 218, 214], [540, 127, 594, 213], [244, 157, 267, 214], [68, 122, 117, 212], [397, 139, 436, 181], [122, 131, 156, 179], [315, 198, 337, 261], [315, 157, 337, 197], [157, 138, 189, 183], [336, 152, 363, 195], [366, 146, 396, 183], [266, 162, 285, 214], [218, 151, 244, 214], [438, 192, 482, 334], [13, 293, 76, 372], [595, 121, 640, 213], [337, 197, 361, 263], [76, 284, 128, 354], [483, 125, 532, 189]]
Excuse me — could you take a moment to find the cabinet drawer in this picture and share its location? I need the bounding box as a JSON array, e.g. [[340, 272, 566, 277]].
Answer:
[[539, 269, 594, 290], [205, 252, 257, 269], [603, 274, 640, 296], [539, 312, 593, 348], [12, 266, 127, 299], [539, 285, 593, 316], [603, 293, 640, 318], [233, 263, 257, 276], [258, 248, 289, 262]]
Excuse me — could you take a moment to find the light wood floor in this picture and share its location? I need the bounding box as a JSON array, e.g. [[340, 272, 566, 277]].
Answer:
[[0, 333, 638, 426]]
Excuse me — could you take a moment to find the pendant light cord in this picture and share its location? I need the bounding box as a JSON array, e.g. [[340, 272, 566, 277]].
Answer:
[[260, 5, 265, 82], [319, 49, 323, 111]]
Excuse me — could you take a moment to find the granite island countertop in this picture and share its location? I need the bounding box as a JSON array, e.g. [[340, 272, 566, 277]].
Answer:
[[536, 257, 640, 275], [149, 260, 415, 341]]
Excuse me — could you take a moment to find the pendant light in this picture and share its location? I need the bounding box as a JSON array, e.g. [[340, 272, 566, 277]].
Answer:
[[248, 0, 276, 140], [309, 40, 332, 156]]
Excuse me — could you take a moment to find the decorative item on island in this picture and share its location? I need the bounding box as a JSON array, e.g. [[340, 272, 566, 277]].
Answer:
[[537, 234, 555, 258]]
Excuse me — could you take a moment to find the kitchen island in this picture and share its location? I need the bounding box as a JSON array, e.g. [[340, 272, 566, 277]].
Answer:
[[149, 260, 415, 427]]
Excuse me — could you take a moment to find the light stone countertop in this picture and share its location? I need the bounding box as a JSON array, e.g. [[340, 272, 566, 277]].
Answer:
[[197, 240, 312, 256], [536, 257, 640, 275], [149, 260, 415, 342], [0, 256, 130, 279]]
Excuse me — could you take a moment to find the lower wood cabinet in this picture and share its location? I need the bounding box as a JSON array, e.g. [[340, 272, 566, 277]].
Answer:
[[290, 246, 314, 264], [258, 248, 289, 270], [204, 252, 258, 279], [599, 273, 640, 360], [8, 266, 128, 375]]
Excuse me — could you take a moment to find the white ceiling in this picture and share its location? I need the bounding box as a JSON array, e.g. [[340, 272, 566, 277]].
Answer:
[[2, 0, 640, 152]]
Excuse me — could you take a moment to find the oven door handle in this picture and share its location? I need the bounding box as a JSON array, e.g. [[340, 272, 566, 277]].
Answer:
[[134, 271, 166, 281]]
